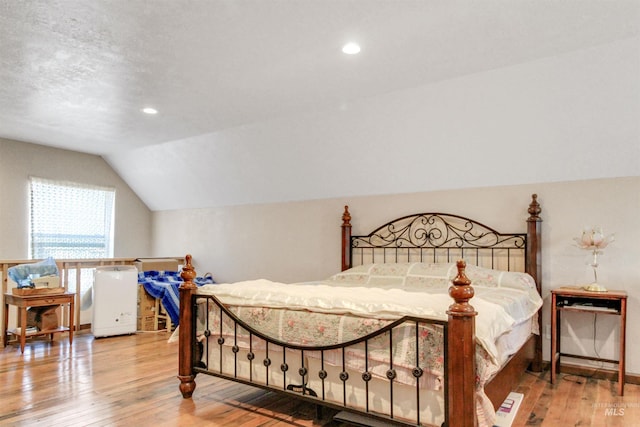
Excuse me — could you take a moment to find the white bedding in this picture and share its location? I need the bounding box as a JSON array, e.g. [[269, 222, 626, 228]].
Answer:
[[196, 262, 542, 365]]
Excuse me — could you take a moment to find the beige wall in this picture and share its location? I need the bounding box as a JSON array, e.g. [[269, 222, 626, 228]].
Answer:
[[0, 138, 152, 259], [153, 176, 640, 374]]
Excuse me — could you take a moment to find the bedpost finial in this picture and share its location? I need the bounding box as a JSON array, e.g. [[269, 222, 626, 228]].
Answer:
[[448, 260, 476, 315], [453, 260, 471, 286], [528, 194, 541, 221], [180, 254, 197, 288], [342, 205, 351, 227]]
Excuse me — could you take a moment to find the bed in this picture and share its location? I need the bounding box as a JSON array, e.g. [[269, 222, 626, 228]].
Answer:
[[177, 194, 543, 427]]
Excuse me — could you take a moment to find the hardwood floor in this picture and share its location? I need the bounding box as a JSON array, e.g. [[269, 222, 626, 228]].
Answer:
[[1, 331, 638, 426]]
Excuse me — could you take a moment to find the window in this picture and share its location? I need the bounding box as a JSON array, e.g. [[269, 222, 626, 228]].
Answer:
[[29, 177, 115, 259]]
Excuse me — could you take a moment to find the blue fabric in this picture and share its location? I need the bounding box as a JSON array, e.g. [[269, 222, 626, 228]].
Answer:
[[8, 257, 59, 288], [137, 270, 214, 326]]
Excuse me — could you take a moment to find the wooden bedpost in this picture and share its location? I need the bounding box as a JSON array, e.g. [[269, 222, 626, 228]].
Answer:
[[447, 260, 478, 427], [526, 194, 543, 372], [341, 206, 352, 271], [178, 254, 198, 398]]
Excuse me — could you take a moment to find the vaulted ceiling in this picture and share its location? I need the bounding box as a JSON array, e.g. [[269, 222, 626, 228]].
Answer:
[[1, 1, 638, 210]]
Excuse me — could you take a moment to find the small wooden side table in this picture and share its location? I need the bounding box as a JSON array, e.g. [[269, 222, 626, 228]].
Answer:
[[3, 292, 75, 353], [550, 287, 627, 395]]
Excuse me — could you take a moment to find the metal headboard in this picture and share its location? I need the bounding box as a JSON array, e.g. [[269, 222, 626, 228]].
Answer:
[[348, 212, 527, 272]]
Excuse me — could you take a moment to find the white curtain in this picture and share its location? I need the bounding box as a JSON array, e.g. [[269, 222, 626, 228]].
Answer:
[[29, 177, 115, 260]]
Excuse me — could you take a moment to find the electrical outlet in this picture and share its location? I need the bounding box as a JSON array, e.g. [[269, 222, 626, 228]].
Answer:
[[544, 324, 551, 339]]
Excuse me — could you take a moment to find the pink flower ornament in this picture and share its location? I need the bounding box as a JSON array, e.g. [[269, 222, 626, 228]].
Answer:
[[574, 226, 614, 291], [574, 227, 614, 250]]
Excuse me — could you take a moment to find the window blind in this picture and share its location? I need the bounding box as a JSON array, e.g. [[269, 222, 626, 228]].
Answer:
[[29, 177, 115, 259]]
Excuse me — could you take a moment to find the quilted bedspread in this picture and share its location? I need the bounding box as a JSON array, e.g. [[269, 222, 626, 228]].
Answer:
[[196, 262, 542, 363]]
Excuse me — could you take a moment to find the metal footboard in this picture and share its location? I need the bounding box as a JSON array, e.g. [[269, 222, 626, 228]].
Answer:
[[191, 293, 449, 427]]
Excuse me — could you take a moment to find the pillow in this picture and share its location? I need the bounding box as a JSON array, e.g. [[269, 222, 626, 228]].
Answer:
[[463, 264, 537, 290], [327, 263, 373, 285], [329, 262, 537, 294], [463, 264, 540, 310], [327, 262, 454, 290]]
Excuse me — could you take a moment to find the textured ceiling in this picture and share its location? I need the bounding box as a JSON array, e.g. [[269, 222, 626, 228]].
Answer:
[[1, 1, 639, 157]]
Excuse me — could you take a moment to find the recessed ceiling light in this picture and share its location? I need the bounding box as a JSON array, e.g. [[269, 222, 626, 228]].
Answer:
[[342, 42, 361, 55], [142, 107, 158, 115]]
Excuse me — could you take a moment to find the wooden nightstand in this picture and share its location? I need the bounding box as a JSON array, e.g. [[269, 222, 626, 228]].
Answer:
[[550, 287, 627, 395], [3, 292, 75, 353]]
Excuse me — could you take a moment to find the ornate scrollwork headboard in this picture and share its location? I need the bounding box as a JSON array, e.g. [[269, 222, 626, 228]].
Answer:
[[341, 194, 542, 277]]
